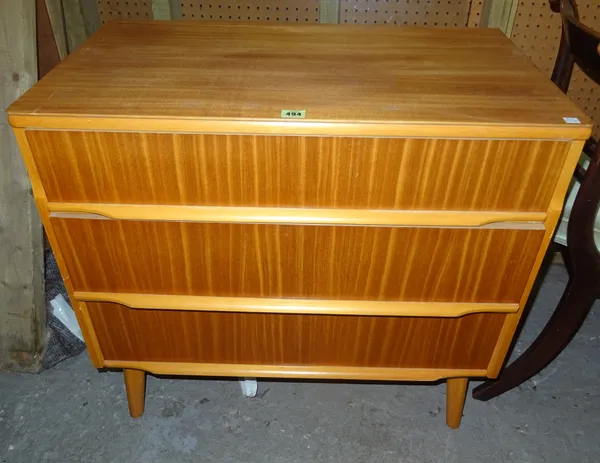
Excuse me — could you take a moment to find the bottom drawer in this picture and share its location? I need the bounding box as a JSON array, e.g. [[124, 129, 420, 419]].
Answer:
[[87, 302, 505, 370]]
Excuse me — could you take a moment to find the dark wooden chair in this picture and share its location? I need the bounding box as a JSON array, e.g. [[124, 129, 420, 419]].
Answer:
[[473, 0, 600, 401]]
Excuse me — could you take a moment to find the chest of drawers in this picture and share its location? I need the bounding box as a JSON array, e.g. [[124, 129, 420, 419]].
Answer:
[[8, 21, 591, 428]]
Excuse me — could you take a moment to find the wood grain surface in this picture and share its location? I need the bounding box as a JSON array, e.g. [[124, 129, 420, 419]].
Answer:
[[7, 22, 591, 139], [52, 218, 544, 303], [486, 140, 588, 376], [29, 131, 569, 212], [11, 129, 105, 367], [87, 302, 506, 369]]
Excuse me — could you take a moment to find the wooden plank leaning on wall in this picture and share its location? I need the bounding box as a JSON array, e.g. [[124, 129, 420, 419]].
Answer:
[[60, 0, 100, 52], [0, 0, 44, 371], [480, 0, 519, 37]]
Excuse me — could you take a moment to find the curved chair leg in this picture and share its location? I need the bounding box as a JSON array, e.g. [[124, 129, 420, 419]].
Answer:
[[474, 140, 600, 401], [473, 275, 596, 401]]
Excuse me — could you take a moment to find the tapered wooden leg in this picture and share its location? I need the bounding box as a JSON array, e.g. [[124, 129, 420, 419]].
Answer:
[[446, 377, 468, 429], [124, 369, 146, 418]]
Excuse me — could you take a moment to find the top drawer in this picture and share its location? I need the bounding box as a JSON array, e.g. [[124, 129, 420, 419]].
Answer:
[[27, 131, 569, 212]]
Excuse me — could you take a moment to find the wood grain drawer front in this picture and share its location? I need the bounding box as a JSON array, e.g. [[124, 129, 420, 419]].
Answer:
[[29, 130, 568, 212], [87, 302, 505, 370], [52, 218, 544, 303]]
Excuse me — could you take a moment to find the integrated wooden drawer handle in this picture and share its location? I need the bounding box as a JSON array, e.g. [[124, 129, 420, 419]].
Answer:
[[49, 202, 547, 228], [74, 292, 519, 318]]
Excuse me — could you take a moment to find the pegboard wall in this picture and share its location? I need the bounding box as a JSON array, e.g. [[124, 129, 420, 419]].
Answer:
[[97, 1, 153, 23], [340, 0, 473, 26], [511, 0, 600, 138], [467, 1, 485, 27], [96, 1, 484, 26], [180, 1, 320, 22]]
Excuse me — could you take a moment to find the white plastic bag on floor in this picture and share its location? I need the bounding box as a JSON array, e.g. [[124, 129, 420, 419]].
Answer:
[[50, 294, 83, 341]]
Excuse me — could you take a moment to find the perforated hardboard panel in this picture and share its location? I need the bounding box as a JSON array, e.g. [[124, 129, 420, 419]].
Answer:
[[340, 0, 472, 26], [467, 1, 485, 27], [180, 1, 320, 22], [511, 1, 600, 138], [97, 0, 153, 23]]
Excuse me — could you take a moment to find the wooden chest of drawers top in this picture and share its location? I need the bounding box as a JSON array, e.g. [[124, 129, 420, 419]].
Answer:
[[7, 21, 591, 138]]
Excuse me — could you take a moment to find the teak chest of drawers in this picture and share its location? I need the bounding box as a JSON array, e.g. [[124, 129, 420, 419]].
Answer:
[[8, 21, 591, 428]]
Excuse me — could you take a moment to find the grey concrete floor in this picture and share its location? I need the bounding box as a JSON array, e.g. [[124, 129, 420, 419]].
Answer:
[[1, 263, 599, 462]]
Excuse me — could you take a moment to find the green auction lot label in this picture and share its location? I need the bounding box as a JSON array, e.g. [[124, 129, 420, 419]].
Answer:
[[281, 110, 306, 118]]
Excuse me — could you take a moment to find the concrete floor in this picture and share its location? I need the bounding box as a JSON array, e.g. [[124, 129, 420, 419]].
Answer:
[[1, 263, 599, 463]]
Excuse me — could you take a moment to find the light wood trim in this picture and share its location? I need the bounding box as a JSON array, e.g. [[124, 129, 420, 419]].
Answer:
[[105, 360, 488, 381], [486, 140, 587, 376], [12, 128, 105, 368], [74, 292, 519, 317], [548, 141, 589, 216], [9, 115, 592, 140], [77, 301, 105, 366], [48, 202, 548, 227], [13, 131, 46, 203]]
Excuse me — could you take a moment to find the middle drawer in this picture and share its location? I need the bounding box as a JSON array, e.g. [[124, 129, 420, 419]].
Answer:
[[52, 218, 543, 303]]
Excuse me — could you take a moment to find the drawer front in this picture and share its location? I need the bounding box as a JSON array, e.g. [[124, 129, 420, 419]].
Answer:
[[29, 130, 568, 212], [87, 302, 505, 370], [52, 218, 544, 303]]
